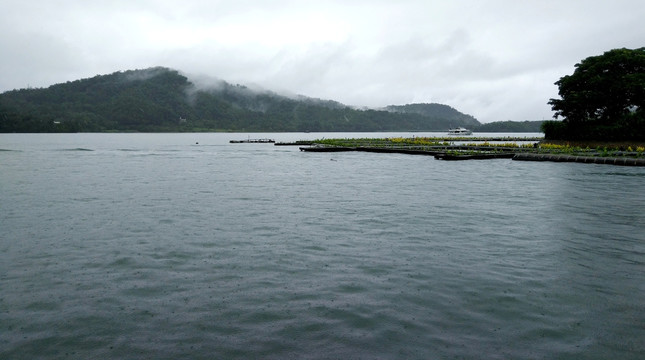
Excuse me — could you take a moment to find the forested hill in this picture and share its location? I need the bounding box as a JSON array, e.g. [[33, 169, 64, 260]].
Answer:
[[385, 104, 480, 128], [0, 67, 481, 132], [474, 120, 544, 133]]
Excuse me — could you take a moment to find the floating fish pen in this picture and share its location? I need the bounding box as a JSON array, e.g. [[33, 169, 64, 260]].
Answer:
[[300, 145, 447, 155], [274, 141, 315, 146], [512, 153, 645, 166], [299, 144, 520, 157], [229, 138, 275, 143], [435, 153, 516, 160], [296, 137, 645, 166]]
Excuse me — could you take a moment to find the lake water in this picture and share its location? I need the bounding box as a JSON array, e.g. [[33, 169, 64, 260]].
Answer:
[[1, 132, 644, 359]]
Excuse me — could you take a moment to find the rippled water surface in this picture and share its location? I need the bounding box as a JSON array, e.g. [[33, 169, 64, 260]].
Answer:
[[1, 133, 644, 359]]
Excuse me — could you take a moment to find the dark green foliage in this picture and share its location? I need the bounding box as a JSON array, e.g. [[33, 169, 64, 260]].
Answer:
[[0, 67, 480, 132], [385, 103, 480, 128], [547, 48, 645, 140], [540, 120, 568, 139], [475, 120, 544, 133], [0, 67, 193, 132]]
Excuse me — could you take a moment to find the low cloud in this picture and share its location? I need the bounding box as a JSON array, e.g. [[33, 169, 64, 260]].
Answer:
[[1, 0, 644, 122]]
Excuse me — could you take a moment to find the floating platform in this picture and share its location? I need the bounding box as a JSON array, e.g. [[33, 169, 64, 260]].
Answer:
[[300, 146, 356, 152], [275, 141, 315, 146], [300, 146, 445, 156], [434, 153, 516, 160], [299, 145, 516, 157], [298, 143, 645, 166], [230, 138, 275, 143], [512, 153, 645, 166]]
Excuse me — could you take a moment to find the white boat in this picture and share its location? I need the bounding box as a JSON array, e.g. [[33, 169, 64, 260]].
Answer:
[[447, 127, 473, 135]]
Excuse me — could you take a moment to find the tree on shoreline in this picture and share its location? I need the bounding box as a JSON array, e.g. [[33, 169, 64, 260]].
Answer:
[[544, 48, 645, 140]]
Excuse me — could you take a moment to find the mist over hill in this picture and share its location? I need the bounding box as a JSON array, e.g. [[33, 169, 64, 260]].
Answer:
[[0, 67, 484, 132]]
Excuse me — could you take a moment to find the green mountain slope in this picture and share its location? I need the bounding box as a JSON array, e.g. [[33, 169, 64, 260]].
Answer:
[[385, 103, 480, 128], [0, 67, 481, 132], [474, 120, 544, 132]]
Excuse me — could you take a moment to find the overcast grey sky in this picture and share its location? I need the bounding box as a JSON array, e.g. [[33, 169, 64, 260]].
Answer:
[[1, 0, 643, 122]]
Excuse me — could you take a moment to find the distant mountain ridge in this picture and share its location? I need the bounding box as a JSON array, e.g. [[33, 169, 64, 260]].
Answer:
[[0, 67, 482, 132], [385, 103, 480, 128], [474, 120, 544, 133]]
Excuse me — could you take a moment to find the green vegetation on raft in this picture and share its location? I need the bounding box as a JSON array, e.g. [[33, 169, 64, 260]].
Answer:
[[314, 137, 450, 147], [313, 136, 543, 147], [308, 137, 645, 159], [536, 143, 645, 158]]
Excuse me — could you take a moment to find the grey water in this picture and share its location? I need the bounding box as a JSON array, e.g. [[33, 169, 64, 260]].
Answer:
[[1, 133, 643, 359]]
